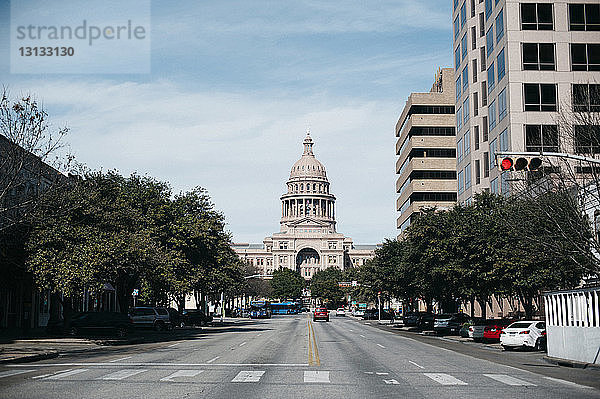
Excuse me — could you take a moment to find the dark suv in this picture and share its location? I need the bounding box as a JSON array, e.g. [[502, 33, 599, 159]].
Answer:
[[68, 312, 133, 337], [128, 307, 172, 331], [182, 309, 213, 327]]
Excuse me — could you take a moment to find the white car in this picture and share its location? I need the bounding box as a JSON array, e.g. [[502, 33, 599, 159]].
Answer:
[[353, 309, 365, 317], [500, 321, 546, 350], [336, 308, 346, 316]]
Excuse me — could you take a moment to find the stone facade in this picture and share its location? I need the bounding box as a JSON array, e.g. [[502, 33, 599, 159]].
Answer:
[[233, 132, 379, 279]]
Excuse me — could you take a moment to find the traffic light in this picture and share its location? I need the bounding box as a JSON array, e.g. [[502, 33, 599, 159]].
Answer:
[[499, 156, 542, 172]]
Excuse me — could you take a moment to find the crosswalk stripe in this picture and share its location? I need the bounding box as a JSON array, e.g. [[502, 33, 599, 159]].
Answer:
[[424, 373, 468, 385], [231, 370, 265, 383], [45, 369, 89, 380], [304, 370, 330, 383], [100, 369, 147, 380], [160, 370, 203, 381], [484, 374, 536, 386], [0, 369, 35, 379]]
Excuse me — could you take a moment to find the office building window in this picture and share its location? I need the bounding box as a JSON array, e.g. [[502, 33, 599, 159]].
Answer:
[[457, 106, 463, 130], [488, 100, 497, 131], [462, 65, 469, 91], [454, 0, 460, 10], [521, 3, 553, 30], [480, 47, 486, 70], [465, 163, 472, 189], [471, 26, 477, 50], [458, 170, 465, 194], [499, 128, 508, 152], [479, 12, 485, 37], [464, 130, 471, 155], [483, 116, 489, 141], [455, 46, 461, 69], [454, 15, 460, 39], [522, 43, 555, 70], [461, 1, 467, 28], [525, 125, 559, 152], [573, 84, 600, 112], [490, 177, 499, 194], [524, 83, 557, 111], [457, 137, 464, 162], [474, 125, 480, 150], [497, 49, 505, 81], [456, 76, 462, 100], [485, 0, 493, 20], [462, 34, 468, 60], [464, 96, 470, 124], [489, 138, 497, 171], [496, 9, 504, 42], [486, 26, 494, 56], [574, 125, 600, 154], [472, 59, 478, 83], [483, 151, 490, 177], [471, 0, 476, 17], [571, 44, 600, 71], [481, 81, 488, 105], [475, 159, 481, 184], [487, 62, 495, 93], [474, 91, 479, 116], [569, 4, 600, 31], [498, 88, 507, 120]]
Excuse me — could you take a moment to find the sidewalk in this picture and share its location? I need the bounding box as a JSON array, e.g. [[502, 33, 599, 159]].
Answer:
[[0, 338, 98, 364]]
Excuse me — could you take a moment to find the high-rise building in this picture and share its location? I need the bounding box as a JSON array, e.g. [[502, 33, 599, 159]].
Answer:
[[395, 68, 457, 235], [453, 0, 600, 202], [233, 131, 379, 279]]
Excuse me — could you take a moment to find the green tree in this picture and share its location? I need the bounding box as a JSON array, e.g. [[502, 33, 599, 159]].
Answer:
[[310, 267, 344, 307], [271, 268, 304, 300]]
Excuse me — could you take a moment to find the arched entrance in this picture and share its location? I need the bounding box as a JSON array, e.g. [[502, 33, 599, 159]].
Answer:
[[296, 248, 320, 278]]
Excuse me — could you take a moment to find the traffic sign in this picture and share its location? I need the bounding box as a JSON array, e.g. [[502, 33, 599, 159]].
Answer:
[[132, 289, 139, 296]]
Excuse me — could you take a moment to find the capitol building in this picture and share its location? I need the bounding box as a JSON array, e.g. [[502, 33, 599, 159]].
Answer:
[[233, 131, 379, 279]]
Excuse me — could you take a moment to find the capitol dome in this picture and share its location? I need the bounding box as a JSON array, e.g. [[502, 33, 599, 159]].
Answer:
[[289, 132, 327, 180]]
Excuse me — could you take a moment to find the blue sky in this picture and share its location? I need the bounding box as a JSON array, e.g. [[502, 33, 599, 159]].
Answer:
[[0, 0, 453, 243]]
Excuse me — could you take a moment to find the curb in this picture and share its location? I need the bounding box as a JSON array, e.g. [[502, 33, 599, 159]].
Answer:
[[543, 356, 600, 371], [0, 351, 59, 364]]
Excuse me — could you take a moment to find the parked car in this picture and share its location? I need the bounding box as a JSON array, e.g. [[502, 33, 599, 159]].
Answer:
[[500, 321, 546, 351], [167, 308, 185, 328], [68, 312, 133, 337], [483, 319, 515, 341], [459, 318, 484, 338], [313, 307, 329, 322], [182, 309, 213, 326], [433, 313, 469, 335], [363, 308, 395, 320], [336, 308, 346, 316], [471, 319, 495, 341], [402, 311, 430, 327], [353, 309, 365, 317], [416, 313, 436, 330], [128, 307, 172, 331]]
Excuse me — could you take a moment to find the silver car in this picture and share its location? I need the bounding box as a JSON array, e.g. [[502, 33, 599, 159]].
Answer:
[[129, 307, 172, 331]]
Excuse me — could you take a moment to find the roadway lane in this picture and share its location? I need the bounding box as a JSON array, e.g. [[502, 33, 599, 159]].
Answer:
[[0, 315, 598, 399]]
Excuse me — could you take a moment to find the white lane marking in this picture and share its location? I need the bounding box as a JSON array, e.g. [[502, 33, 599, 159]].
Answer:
[[360, 334, 366, 338], [45, 369, 89, 380], [364, 371, 374, 375], [304, 370, 330, 383], [257, 333, 262, 336], [9, 362, 309, 367], [0, 369, 35, 378], [376, 372, 389, 375], [544, 376, 594, 389], [483, 374, 535, 386], [109, 356, 132, 363], [232, 370, 265, 382], [160, 370, 203, 381], [348, 329, 353, 332], [206, 356, 220, 364], [167, 343, 180, 348], [239, 341, 247, 347], [424, 373, 468, 386], [376, 343, 386, 348], [100, 369, 147, 380], [384, 379, 400, 385], [408, 361, 424, 369]]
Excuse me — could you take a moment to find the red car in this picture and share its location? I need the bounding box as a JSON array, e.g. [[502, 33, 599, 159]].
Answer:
[[483, 319, 514, 341], [313, 307, 329, 322]]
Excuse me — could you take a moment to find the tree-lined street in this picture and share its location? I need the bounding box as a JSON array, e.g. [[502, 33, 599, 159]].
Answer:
[[1, 316, 598, 399]]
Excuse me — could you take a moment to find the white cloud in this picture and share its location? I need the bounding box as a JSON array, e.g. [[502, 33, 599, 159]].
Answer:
[[12, 79, 400, 243]]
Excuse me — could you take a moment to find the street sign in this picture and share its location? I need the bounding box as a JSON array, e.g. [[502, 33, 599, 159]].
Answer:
[[338, 281, 352, 287], [132, 289, 139, 296], [352, 281, 357, 287]]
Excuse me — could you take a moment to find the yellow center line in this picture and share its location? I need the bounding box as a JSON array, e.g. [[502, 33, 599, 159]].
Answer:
[[307, 320, 320, 366], [307, 320, 314, 366]]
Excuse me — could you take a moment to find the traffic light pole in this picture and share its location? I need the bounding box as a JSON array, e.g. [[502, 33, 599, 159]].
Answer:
[[496, 151, 600, 166]]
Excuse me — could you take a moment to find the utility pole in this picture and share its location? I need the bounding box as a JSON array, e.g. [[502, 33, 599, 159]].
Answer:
[[378, 291, 381, 322]]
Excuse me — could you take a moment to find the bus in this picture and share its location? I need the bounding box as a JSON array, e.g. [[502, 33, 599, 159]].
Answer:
[[249, 300, 272, 319], [270, 301, 301, 315]]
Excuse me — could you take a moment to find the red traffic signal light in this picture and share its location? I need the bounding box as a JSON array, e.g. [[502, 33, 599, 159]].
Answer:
[[498, 156, 542, 172]]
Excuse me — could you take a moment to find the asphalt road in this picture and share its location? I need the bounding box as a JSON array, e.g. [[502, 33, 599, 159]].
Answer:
[[0, 315, 598, 399]]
